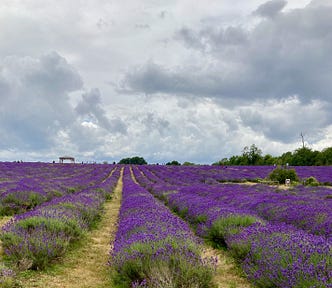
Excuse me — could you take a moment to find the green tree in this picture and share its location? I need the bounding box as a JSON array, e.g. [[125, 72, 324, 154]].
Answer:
[[268, 167, 299, 184], [261, 154, 277, 165], [166, 160, 181, 165], [182, 161, 195, 166], [242, 144, 263, 165], [118, 156, 147, 165], [291, 147, 318, 166], [320, 147, 332, 165], [279, 151, 293, 165]]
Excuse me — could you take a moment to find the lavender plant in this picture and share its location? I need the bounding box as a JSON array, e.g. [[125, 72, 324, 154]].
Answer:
[[228, 223, 332, 288]]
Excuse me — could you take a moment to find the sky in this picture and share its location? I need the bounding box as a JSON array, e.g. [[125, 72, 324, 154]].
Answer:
[[0, 0, 331, 164]]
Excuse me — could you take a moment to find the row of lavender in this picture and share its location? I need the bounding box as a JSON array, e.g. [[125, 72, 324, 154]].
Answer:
[[0, 162, 113, 215], [142, 164, 332, 184], [134, 165, 332, 288], [109, 167, 215, 287], [1, 165, 120, 270]]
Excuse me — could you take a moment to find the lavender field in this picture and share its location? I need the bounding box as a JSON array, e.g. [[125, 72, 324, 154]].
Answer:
[[0, 163, 331, 287]]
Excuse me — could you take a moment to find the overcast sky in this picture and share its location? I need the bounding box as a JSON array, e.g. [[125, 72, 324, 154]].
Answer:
[[0, 0, 331, 164]]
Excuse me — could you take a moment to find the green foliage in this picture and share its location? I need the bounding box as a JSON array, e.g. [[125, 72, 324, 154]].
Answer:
[[242, 144, 263, 165], [1, 215, 85, 270], [0, 264, 18, 288], [166, 160, 181, 165], [268, 168, 299, 184], [15, 216, 83, 240], [228, 240, 252, 263], [320, 147, 332, 165], [46, 190, 63, 199], [182, 161, 196, 166], [176, 207, 188, 219], [118, 156, 147, 165], [111, 239, 216, 288], [1, 228, 70, 270], [0, 192, 47, 216], [291, 147, 319, 166], [304, 176, 320, 186], [214, 144, 332, 166], [206, 215, 261, 249], [66, 187, 77, 194]]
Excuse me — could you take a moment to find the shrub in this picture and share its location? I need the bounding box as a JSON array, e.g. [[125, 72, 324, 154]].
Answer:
[[0, 192, 47, 215], [112, 239, 215, 288], [15, 216, 83, 241], [268, 167, 299, 184], [1, 227, 70, 270], [304, 176, 320, 186], [242, 229, 332, 288]]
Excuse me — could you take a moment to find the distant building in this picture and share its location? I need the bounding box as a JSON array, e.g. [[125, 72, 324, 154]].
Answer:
[[59, 156, 75, 163]]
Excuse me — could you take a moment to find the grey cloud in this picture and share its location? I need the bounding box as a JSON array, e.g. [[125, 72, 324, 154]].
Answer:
[[135, 24, 150, 29], [239, 98, 329, 143], [67, 122, 104, 153], [253, 0, 287, 18], [120, 62, 190, 95], [24, 52, 83, 94], [176, 26, 248, 51], [309, 0, 332, 7], [0, 52, 82, 151], [141, 113, 170, 136], [121, 2, 332, 107], [176, 28, 206, 51], [75, 88, 127, 134], [159, 11, 167, 19], [96, 18, 110, 30], [120, 60, 261, 105], [0, 77, 9, 99]]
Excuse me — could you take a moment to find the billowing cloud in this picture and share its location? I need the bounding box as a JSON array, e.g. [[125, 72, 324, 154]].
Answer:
[[75, 88, 127, 134], [253, 0, 287, 18], [120, 2, 332, 106], [0, 52, 82, 151], [239, 96, 329, 143], [0, 52, 125, 161]]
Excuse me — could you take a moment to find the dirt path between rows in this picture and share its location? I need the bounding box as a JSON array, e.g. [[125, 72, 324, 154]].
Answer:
[[0, 216, 12, 256], [21, 168, 123, 288], [203, 247, 253, 288]]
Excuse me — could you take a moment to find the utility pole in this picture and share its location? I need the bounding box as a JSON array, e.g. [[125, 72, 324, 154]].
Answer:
[[300, 132, 305, 148]]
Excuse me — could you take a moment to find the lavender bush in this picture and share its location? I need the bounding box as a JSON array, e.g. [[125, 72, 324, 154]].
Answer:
[[227, 223, 332, 288]]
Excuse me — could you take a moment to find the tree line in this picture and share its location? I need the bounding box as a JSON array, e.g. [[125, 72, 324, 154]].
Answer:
[[213, 144, 332, 166]]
